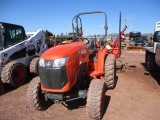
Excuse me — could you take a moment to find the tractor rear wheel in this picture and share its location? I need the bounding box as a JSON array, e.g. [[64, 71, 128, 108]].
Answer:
[[86, 80, 106, 119], [1, 61, 27, 87], [27, 77, 51, 110], [130, 31, 141, 38], [104, 54, 116, 89], [29, 57, 39, 75]]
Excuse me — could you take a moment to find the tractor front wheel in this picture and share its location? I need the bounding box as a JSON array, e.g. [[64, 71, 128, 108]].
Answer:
[[1, 61, 27, 87], [86, 80, 106, 119], [104, 54, 116, 89], [27, 77, 51, 110]]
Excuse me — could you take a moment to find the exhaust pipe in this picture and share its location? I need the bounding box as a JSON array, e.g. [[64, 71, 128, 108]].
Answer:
[[118, 12, 122, 57]]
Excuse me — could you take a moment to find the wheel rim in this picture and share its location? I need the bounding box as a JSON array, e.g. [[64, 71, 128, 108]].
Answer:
[[12, 66, 24, 82]]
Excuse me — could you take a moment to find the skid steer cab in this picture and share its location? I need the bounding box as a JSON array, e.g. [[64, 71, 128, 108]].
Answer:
[[0, 22, 48, 87], [27, 11, 123, 119]]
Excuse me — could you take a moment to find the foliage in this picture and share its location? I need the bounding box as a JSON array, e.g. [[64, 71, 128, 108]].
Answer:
[[61, 32, 64, 37], [45, 30, 53, 38]]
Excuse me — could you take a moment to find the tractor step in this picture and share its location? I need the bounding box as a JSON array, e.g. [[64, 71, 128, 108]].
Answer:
[[89, 71, 102, 77]]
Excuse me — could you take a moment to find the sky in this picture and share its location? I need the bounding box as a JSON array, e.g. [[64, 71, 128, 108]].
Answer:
[[0, 0, 160, 36]]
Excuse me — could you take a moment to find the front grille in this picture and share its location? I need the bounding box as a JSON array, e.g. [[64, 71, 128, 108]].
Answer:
[[39, 65, 68, 89]]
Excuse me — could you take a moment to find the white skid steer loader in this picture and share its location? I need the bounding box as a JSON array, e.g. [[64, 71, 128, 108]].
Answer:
[[0, 22, 48, 87]]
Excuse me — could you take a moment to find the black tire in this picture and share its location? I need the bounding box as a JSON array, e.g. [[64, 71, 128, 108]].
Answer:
[[27, 77, 51, 110], [86, 80, 106, 119], [1, 61, 27, 87], [146, 53, 158, 72], [153, 31, 160, 42], [130, 31, 141, 38], [145, 51, 148, 63], [104, 54, 116, 89], [29, 57, 39, 75]]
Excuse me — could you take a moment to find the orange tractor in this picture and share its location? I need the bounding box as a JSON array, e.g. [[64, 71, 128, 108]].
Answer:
[[27, 11, 124, 119]]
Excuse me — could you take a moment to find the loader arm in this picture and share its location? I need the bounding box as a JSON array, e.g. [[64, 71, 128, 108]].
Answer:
[[25, 30, 48, 56]]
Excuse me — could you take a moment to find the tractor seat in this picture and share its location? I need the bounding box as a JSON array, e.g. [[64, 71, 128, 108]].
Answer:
[[86, 38, 96, 55], [153, 31, 160, 42]]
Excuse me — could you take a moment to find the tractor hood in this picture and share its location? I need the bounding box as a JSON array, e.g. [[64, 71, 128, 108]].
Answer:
[[41, 42, 89, 60], [39, 41, 89, 92]]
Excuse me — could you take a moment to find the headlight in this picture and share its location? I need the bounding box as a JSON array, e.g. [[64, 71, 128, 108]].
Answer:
[[39, 58, 45, 67], [53, 57, 68, 67], [39, 57, 68, 67]]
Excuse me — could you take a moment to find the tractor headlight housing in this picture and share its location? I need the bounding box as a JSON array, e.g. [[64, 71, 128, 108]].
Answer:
[[39, 58, 45, 67], [39, 57, 68, 67], [53, 57, 68, 67]]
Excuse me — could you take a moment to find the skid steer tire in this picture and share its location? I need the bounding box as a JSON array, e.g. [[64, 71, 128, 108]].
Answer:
[[86, 80, 106, 119], [104, 54, 116, 89], [27, 77, 51, 110], [1, 61, 27, 87], [146, 53, 158, 72], [29, 57, 39, 75]]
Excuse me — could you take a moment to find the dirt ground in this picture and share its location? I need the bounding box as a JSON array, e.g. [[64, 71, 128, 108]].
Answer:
[[0, 49, 160, 120]]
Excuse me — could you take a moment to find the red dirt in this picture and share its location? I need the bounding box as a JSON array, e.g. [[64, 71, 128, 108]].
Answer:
[[0, 49, 160, 120]]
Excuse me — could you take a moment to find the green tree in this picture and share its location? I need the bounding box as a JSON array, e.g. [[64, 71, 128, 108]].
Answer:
[[61, 32, 64, 37], [45, 30, 53, 38]]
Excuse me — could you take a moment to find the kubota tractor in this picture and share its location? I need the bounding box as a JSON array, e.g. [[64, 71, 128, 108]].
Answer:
[[27, 11, 123, 119]]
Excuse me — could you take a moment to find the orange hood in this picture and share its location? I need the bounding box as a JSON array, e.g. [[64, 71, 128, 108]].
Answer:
[[41, 42, 88, 60]]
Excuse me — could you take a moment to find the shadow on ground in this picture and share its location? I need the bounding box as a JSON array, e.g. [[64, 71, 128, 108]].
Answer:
[[60, 94, 111, 120], [113, 76, 118, 89], [102, 95, 111, 119], [141, 63, 160, 85]]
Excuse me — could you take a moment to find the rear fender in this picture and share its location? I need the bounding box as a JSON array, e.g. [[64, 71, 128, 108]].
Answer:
[[97, 47, 107, 73], [112, 48, 119, 58]]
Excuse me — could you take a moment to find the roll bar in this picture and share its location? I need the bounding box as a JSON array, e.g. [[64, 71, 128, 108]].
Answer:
[[72, 11, 108, 41]]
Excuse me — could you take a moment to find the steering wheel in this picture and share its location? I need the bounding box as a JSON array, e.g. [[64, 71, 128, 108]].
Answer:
[[83, 38, 90, 45]]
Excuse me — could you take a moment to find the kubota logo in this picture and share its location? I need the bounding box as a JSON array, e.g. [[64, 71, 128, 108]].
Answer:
[[45, 62, 51, 66], [80, 49, 86, 55]]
